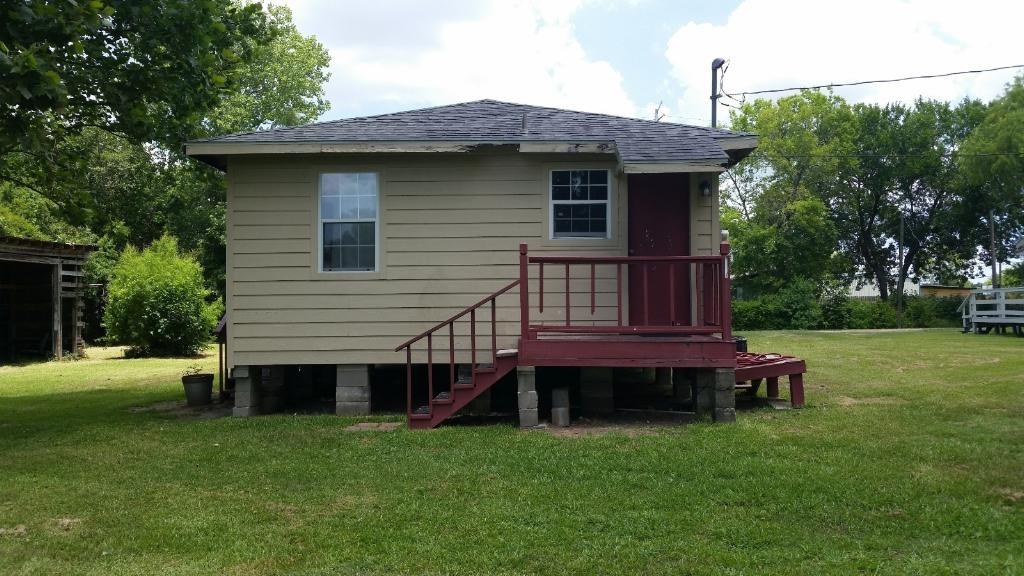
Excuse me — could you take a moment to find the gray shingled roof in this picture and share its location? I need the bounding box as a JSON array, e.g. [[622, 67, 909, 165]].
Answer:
[[192, 99, 755, 165]]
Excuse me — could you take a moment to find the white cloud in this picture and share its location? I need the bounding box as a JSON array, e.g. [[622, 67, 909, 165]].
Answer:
[[666, 0, 1024, 126], [275, 0, 639, 119]]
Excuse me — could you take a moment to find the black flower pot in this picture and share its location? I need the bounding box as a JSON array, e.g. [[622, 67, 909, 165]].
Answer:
[[182, 374, 214, 407]]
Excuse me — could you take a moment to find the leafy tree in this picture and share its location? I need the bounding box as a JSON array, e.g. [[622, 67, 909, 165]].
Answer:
[[1, 1, 269, 169], [104, 235, 221, 356], [727, 92, 991, 301], [960, 75, 1024, 270], [1003, 262, 1024, 287], [1, 4, 330, 298], [832, 98, 988, 300], [726, 198, 840, 296]]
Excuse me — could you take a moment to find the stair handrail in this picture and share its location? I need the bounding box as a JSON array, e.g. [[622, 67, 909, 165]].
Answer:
[[395, 278, 521, 420], [393, 279, 521, 353]]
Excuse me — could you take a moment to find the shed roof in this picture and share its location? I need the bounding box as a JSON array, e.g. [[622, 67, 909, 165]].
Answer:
[[187, 100, 756, 171], [0, 235, 94, 259]]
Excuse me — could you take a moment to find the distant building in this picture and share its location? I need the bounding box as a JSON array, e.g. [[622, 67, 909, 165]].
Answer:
[[848, 278, 920, 299], [920, 284, 972, 298]]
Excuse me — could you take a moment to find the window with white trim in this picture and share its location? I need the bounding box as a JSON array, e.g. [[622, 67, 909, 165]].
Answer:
[[551, 169, 610, 238], [319, 172, 378, 271]]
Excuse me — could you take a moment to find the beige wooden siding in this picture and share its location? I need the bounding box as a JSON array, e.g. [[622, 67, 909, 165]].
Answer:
[[226, 153, 719, 366]]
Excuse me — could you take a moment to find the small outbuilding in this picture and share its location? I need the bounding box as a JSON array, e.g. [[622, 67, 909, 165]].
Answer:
[[0, 235, 93, 362]]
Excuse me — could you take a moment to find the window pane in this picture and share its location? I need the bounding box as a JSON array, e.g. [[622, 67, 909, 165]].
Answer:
[[590, 203, 606, 218], [590, 218, 607, 233], [554, 219, 571, 233], [554, 205, 570, 219], [552, 171, 570, 186], [323, 246, 341, 270], [323, 222, 342, 245], [589, 185, 607, 200], [358, 196, 377, 219], [320, 196, 339, 219], [571, 185, 588, 200], [571, 219, 590, 233], [570, 171, 588, 186], [589, 170, 608, 185], [358, 246, 375, 270], [333, 222, 354, 243], [339, 197, 358, 219], [337, 173, 359, 196], [552, 186, 570, 201], [340, 246, 359, 269], [570, 204, 590, 218], [356, 222, 373, 245], [321, 174, 342, 196], [356, 173, 378, 197]]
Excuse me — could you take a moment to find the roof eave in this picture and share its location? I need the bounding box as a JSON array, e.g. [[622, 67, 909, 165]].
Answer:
[[184, 140, 621, 171]]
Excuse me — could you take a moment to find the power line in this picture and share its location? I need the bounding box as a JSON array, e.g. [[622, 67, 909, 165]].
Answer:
[[723, 64, 1024, 100], [772, 151, 1024, 159]]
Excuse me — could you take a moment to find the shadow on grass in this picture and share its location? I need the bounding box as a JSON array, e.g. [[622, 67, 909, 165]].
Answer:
[[0, 387, 212, 446]]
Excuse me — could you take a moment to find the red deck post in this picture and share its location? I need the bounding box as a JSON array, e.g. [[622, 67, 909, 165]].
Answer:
[[564, 263, 570, 326], [406, 347, 412, 417], [519, 243, 529, 342], [470, 309, 477, 385], [789, 373, 805, 408], [427, 333, 433, 406], [616, 263, 623, 326], [720, 240, 732, 342]]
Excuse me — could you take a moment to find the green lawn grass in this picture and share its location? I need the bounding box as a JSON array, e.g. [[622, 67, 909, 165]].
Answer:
[[1, 331, 1022, 575]]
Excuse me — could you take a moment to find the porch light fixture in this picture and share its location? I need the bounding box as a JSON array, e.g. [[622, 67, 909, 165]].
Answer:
[[700, 180, 712, 197]]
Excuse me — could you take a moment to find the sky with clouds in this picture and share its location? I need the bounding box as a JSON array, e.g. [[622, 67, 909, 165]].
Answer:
[[277, 0, 1023, 127]]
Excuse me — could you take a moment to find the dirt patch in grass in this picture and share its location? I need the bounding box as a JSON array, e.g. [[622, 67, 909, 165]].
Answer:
[[543, 418, 677, 438], [835, 395, 905, 407], [996, 487, 1024, 504], [344, 422, 402, 432], [546, 425, 664, 438], [54, 518, 81, 532], [129, 400, 232, 419], [0, 525, 27, 537]]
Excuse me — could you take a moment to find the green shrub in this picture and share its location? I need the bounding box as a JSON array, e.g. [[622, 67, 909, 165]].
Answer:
[[104, 235, 221, 356], [776, 280, 823, 329], [733, 298, 785, 330], [819, 286, 851, 329], [930, 296, 966, 327], [846, 299, 897, 329]]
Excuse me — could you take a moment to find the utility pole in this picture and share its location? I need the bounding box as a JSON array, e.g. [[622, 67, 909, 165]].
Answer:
[[990, 209, 999, 289], [710, 58, 726, 127], [897, 213, 904, 329]]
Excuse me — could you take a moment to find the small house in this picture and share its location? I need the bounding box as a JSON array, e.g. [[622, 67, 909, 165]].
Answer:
[[186, 100, 758, 427]]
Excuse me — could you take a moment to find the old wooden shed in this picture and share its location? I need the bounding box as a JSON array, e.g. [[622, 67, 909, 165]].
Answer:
[[0, 235, 93, 361]]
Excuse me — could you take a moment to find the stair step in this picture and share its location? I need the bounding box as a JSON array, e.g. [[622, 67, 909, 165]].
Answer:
[[474, 364, 496, 374], [410, 412, 431, 420], [432, 391, 453, 404], [453, 382, 475, 390], [496, 348, 518, 358], [412, 405, 431, 416]]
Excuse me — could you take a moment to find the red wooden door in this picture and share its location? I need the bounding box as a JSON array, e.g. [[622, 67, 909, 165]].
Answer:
[[627, 174, 691, 326]]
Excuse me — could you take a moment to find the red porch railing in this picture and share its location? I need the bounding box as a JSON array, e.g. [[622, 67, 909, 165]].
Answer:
[[393, 279, 520, 420], [518, 241, 732, 342]]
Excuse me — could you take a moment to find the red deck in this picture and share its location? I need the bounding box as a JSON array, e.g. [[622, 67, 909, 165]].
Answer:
[[395, 241, 738, 427]]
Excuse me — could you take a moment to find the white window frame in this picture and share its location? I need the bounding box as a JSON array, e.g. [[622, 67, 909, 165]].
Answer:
[[317, 172, 380, 273], [548, 169, 612, 240]]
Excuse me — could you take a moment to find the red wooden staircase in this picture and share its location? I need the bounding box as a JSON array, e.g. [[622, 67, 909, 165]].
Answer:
[[395, 280, 521, 429]]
